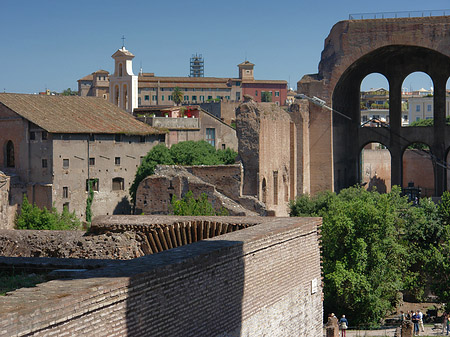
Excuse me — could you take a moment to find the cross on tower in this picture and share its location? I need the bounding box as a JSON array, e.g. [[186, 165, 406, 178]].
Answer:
[[121, 35, 126, 48]]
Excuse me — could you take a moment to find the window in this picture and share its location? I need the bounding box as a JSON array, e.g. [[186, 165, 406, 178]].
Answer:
[[416, 105, 421, 112], [63, 159, 69, 168], [275, 91, 280, 97], [362, 115, 368, 122], [168, 95, 173, 101], [63, 186, 68, 198], [192, 95, 197, 101], [158, 134, 165, 143], [255, 90, 258, 96], [225, 96, 230, 99], [139, 136, 145, 143], [206, 128, 216, 147], [200, 95, 204, 101], [115, 157, 121, 165], [208, 96, 212, 100], [403, 115, 408, 121], [115, 134, 122, 142], [63, 202, 70, 212], [112, 177, 124, 191], [138, 97, 141, 105], [427, 104, 432, 112], [41, 131, 48, 140], [144, 95, 150, 101], [86, 178, 99, 191], [89, 157, 95, 166], [6, 141, 14, 168], [222, 144, 226, 150], [30, 131, 36, 141], [273, 171, 279, 205], [42, 159, 48, 168], [89, 134, 95, 142], [161, 95, 165, 101], [152, 95, 157, 101], [184, 95, 189, 101]]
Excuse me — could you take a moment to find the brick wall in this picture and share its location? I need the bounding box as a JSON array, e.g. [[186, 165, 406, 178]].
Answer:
[[0, 216, 322, 336]]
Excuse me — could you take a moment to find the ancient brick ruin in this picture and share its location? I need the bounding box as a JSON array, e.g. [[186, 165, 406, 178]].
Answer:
[[0, 215, 323, 336]]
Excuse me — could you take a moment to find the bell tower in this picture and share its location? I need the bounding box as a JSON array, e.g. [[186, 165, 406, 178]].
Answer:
[[238, 60, 255, 81], [109, 46, 138, 113]]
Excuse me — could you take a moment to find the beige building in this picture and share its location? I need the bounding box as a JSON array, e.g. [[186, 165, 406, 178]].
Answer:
[[134, 105, 237, 150], [0, 93, 165, 224], [78, 48, 287, 111]]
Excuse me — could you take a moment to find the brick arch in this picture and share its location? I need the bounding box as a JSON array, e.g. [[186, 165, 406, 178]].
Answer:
[[331, 44, 450, 195]]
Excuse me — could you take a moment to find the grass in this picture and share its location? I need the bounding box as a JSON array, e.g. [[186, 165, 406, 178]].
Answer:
[[0, 272, 46, 295]]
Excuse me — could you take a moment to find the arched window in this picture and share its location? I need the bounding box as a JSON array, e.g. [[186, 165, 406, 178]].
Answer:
[[115, 85, 119, 107], [123, 84, 128, 110], [119, 63, 123, 77], [6, 140, 14, 168], [261, 178, 267, 204]]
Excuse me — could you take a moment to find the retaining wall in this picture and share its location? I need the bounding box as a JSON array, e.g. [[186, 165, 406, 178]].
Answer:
[[0, 215, 322, 336]]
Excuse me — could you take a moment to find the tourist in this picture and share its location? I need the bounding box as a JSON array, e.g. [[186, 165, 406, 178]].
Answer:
[[412, 311, 420, 336], [339, 314, 348, 337], [417, 309, 424, 332]]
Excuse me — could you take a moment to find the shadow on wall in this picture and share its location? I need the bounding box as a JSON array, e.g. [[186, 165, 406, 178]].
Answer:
[[368, 176, 387, 193], [125, 239, 245, 336], [113, 196, 131, 215]]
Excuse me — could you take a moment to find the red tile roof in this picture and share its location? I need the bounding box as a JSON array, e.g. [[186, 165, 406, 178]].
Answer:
[[0, 93, 163, 135]]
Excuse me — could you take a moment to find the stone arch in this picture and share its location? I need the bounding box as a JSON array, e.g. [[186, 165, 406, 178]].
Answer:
[[332, 45, 450, 195], [5, 140, 15, 168]]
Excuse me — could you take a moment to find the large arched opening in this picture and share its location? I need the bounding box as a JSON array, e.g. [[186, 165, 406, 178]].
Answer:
[[332, 45, 450, 194], [402, 71, 434, 125], [360, 74, 390, 127]]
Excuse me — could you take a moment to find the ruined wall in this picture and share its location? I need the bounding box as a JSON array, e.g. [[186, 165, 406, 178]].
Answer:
[[0, 216, 323, 337], [0, 173, 11, 229], [237, 98, 297, 216], [402, 149, 435, 197], [361, 148, 392, 193], [135, 166, 259, 216], [185, 164, 242, 201]]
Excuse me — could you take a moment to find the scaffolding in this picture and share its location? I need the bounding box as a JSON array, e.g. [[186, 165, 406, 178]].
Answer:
[[190, 54, 204, 77]]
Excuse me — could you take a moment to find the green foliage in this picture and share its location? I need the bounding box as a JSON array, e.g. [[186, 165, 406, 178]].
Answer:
[[261, 91, 272, 102], [171, 191, 228, 216], [61, 88, 78, 96], [172, 87, 183, 105], [16, 195, 81, 230], [409, 116, 450, 127], [290, 186, 450, 323], [130, 141, 237, 204]]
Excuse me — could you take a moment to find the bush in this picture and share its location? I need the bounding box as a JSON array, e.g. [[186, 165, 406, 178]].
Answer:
[[16, 195, 81, 230], [170, 191, 228, 216]]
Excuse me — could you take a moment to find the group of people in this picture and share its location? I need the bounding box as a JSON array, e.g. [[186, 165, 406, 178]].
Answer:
[[401, 310, 424, 335], [327, 313, 348, 337]]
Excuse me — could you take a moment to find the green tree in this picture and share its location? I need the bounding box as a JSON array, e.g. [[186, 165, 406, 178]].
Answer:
[[172, 87, 183, 105], [61, 88, 78, 96], [129, 144, 174, 204], [261, 91, 272, 102], [171, 191, 228, 216], [290, 186, 409, 326], [16, 195, 80, 230]]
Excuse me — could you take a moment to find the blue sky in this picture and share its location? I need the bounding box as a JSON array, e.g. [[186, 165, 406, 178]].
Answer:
[[1, 0, 449, 94]]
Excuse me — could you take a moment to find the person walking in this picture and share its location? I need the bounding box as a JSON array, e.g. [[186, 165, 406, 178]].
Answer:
[[417, 310, 425, 332], [412, 311, 420, 336], [339, 314, 348, 337]]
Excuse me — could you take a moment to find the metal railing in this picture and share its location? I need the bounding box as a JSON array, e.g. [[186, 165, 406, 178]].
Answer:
[[349, 9, 450, 20]]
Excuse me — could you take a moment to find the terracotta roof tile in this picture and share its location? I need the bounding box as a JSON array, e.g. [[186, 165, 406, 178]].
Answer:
[[0, 93, 163, 135]]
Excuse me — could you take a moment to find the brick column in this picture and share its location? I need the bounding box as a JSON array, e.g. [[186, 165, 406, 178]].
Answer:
[[388, 75, 403, 188], [433, 74, 447, 195]]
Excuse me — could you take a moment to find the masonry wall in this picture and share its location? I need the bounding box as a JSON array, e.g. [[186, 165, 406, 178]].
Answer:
[[0, 216, 323, 337]]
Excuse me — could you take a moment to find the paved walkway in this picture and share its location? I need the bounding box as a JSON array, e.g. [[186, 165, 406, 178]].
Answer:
[[325, 325, 446, 336]]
